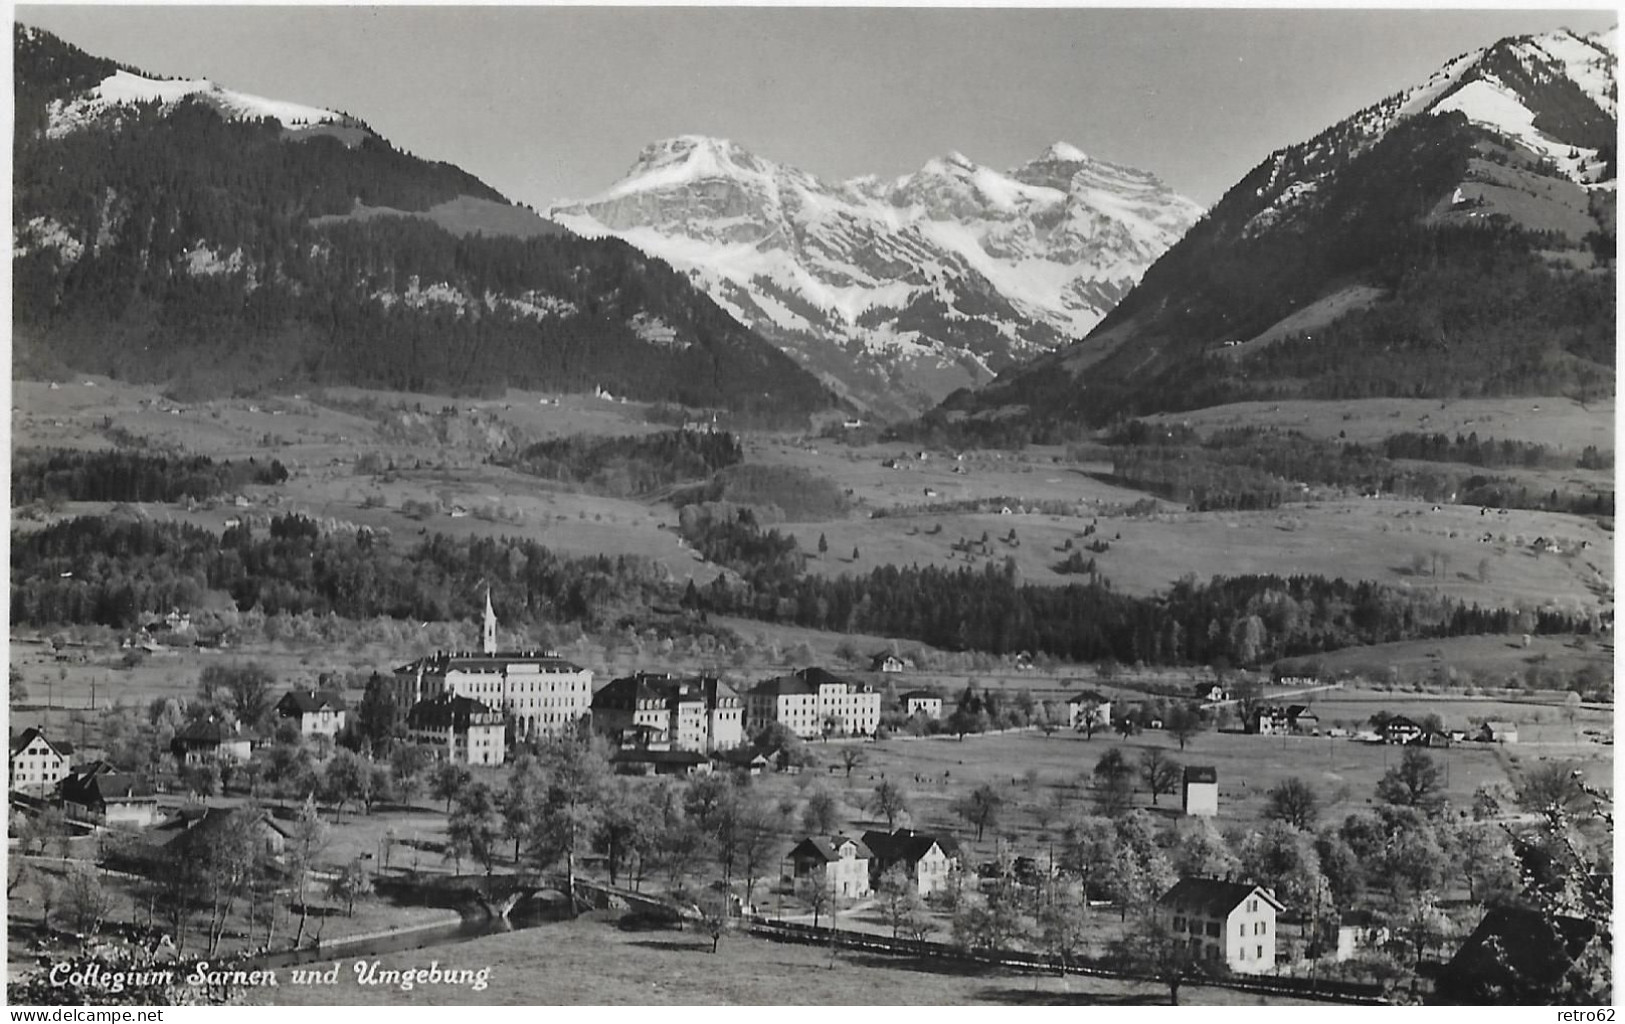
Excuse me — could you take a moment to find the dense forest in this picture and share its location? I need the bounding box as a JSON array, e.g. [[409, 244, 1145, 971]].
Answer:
[[673, 505, 1592, 667], [509, 429, 743, 497], [10, 515, 679, 634], [1382, 431, 1610, 471], [1096, 425, 1614, 516], [12, 449, 288, 505], [13, 510, 1593, 669], [13, 27, 834, 420], [671, 464, 853, 521]]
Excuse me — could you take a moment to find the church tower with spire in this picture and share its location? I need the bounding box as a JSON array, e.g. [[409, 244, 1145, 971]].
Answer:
[[483, 588, 498, 655]]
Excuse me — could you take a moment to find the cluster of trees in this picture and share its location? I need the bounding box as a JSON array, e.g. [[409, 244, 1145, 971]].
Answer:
[[10, 515, 694, 635], [439, 740, 793, 913], [1100, 425, 1613, 515], [683, 517, 1593, 665], [935, 682, 1071, 740], [12, 449, 288, 506], [672, 464, 851, 522], [938, 745, 1607, 1003], [1381, 432, 1599, 471], [14, 503, 1597, 669], [508, 429, 742, 497], [1107, 447, 1301, 511]]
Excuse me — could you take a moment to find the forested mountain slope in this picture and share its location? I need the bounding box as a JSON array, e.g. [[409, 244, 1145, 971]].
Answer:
[[933, 28, 1616, 441], [12, 26, 835, 419]]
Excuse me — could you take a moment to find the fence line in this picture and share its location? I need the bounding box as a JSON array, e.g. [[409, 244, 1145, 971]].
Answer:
[[742, 917, 1386, 1004]]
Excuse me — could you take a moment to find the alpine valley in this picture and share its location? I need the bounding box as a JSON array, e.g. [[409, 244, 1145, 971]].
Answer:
[[930, 25, 1618, 442], [553, 137, 1202, 417], [6, 15, 1617, 1010]]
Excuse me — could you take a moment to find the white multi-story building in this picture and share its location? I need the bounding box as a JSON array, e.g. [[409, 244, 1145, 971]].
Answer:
[[1155, 878, 1284, 974], [743, 667, 881, 739], [392, 592, 593, 742], [9, 728, 72, 794], [590, 673, 744, 752], [406, 693, 507, 766], [789, 835, 873, 898]]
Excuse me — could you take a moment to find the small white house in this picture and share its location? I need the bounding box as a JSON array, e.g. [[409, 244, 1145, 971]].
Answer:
[[275, 689, 348, 738], [1335, 910, 1391, 962], [900, 690, 943, 719], [1182, 765, 1219, 817], [871, 653, 908, 674], [1479, 720, 1519, 744]]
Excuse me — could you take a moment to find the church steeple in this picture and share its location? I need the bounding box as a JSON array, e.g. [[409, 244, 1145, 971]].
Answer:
[[483, 588, 498, 655]]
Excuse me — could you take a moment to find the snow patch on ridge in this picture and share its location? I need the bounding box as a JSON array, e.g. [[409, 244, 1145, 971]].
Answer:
[[1432, 77, 1602, 181], [47, 69, 344, 138]]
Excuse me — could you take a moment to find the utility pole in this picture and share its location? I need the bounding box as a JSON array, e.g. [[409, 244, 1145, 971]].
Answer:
[[827, 877, 839, 969]]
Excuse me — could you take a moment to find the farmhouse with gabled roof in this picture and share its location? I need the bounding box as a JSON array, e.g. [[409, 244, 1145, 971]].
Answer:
[[1155, 878, 1283, 974], [788, 834, 873, 898], [276, 688, 348, 738], [9, 727, 73, 794]]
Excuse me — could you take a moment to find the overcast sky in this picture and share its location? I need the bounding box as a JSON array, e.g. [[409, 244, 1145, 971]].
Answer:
[[18, 6, 1619, 209]]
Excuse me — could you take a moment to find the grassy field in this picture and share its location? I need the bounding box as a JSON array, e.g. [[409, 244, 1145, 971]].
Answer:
[[780, 499, 1612, 609], [11, 377, 1614, 622], [772, 724, 1609, 859], [241, 915, 1320, 1006], [1299, 633, 1613, 686], [1140, 396, 1615, 453]]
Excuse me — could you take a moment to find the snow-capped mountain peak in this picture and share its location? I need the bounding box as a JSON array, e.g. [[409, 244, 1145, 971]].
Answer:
[[611, 135, 774, 192], [1042, 141, 1090, 163], [1245, 24, 1617, 234], [553, 138, 1202, 415]]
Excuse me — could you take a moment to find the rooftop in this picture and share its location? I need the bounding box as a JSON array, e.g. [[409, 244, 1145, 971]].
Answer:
[[1157, 877, 1283, 916], [790, 835, 873, 862], [407, 693, 500, 730], [278, 688, 347, 714], [594, 673, 740, 708], [9, 727, 72, 759], [395, 650, 586, 675], [861, 827, 958, 864]]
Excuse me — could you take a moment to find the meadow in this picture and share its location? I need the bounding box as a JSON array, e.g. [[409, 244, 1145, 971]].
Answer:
[[242, 914, 1322, 1006], [11, 377, 1613, 626], [1139, 395, 1614, 453]]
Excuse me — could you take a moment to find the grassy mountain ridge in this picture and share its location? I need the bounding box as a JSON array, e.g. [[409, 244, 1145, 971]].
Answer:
[[12, 26, 835, 419]]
